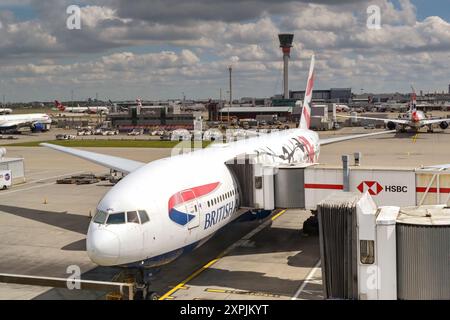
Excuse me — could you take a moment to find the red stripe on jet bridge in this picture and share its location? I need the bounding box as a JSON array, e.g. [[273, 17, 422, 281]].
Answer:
[[416, 187, 450, 193], [304, 183, 343, 190]]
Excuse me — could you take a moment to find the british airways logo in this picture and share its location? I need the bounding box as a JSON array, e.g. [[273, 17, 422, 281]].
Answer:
[[204, 201, 235, 230], [168, 182, 220, 226]]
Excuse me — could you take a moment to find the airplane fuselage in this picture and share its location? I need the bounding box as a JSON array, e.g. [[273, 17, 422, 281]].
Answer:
[[408, 110, 426, 128], [59, 107, 108, 114], [0, 113, 51, 130], [87, 128, 320, 267]]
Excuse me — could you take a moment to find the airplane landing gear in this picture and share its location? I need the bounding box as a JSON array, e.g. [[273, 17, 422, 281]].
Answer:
[[427, 125, 433, 133], [129, 268, 161, 300]]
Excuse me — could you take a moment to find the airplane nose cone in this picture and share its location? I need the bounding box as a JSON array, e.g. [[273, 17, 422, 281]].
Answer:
[[86, 229, 120, 266]]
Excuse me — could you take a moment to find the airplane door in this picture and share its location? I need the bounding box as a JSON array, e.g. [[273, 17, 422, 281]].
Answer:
[[181, 190, 200, 229]]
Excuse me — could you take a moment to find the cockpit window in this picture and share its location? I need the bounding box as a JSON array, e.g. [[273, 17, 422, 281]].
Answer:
[[127, 211, 140, 224], [107, 212, 125, 224], [93, 210, 108, 224], [138, 210, 149, 224]]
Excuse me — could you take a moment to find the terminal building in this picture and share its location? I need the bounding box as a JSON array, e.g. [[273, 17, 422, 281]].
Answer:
[[290, 88, 352, 103], [107, 106, 195, 131], [218, 106, 293, 122]]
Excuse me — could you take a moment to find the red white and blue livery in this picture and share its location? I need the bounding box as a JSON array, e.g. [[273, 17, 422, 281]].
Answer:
[[42, 55, 394, 271]]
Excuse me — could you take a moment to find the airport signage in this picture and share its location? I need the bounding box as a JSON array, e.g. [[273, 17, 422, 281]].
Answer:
[[357, 181, 409, 195], [351, 170, 415, 206], [304, 168, 416, 209]]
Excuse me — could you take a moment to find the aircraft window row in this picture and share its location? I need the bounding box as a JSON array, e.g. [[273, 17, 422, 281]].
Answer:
[[93, 210, 150, 225], [206, 188, 238, 208]]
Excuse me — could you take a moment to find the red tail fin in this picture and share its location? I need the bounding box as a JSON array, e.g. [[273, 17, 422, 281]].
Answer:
[[54, 100, 65, 111], [299, 55, 315, 129]]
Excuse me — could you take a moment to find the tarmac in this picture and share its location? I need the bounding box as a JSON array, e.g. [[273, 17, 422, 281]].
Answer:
[[0, 126, 449, 299]]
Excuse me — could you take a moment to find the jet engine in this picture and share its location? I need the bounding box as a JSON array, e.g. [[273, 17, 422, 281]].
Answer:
[[386, 121, 396, 130], [439, 121, 449, 130], [31, 123, 45, 132]]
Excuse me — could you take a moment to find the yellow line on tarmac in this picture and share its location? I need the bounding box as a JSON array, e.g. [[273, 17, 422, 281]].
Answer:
[[271, 209, 287, 221], [205, 288, 227, 293], [413, 133, 418, 143], [159, 209, 287, 300], [159, 257, 221, 300]]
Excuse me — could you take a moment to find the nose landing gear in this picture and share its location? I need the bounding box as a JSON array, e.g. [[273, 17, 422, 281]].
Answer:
[[113, 267, 161, 300], [134, 268, 161, 300]]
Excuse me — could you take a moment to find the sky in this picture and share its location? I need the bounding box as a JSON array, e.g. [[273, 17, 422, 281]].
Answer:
[[0, 0, 449, 102]]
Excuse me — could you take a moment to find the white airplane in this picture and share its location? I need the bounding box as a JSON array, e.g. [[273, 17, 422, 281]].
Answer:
[[339, 89, 450, 132], [54, 100, 109, 114], [0, 108, 12, 115], [42, 55, 394, 299], [0, 113, 51, 132]]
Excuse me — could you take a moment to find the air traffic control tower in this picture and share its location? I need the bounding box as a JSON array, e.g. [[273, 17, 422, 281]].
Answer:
[[278, 33, 294, 99]]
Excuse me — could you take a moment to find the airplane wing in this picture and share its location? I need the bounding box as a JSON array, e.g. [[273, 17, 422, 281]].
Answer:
[[40, 143, 145, 174], [320, 130, 396, 146], [337, 115, 410, 125], [421, 118, 450, 125]]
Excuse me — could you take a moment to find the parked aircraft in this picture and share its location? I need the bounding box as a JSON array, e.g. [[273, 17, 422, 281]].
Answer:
[[0, 113, 51, 132], [55, 100, 109, 114], [339, 89, 450, 132], [42, 55, 394, 299]]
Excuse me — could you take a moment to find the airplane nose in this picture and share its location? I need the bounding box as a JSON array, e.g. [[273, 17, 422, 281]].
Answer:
[[86, 229, 121, 266]]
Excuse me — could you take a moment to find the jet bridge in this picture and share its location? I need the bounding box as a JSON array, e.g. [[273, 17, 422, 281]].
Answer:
[[317, 192, 450, 300], [225, 153, 450, 212], [225, 153, 313, 211]]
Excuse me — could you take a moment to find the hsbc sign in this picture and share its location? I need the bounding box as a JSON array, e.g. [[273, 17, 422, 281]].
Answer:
[[357, 181, 408, 195], [351, 170, 415, 206], [357, 181, 383, 195], [304, 167, 417, 209]]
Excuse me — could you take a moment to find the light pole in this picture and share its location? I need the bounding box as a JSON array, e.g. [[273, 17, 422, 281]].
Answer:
[[228, 66, 232, 126]]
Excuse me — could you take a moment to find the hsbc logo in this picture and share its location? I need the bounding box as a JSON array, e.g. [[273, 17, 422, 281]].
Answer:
[[357, 181, 383, 195], [357, 181, 408, 195]]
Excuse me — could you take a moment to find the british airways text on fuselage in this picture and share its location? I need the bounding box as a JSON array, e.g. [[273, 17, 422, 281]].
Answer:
[[204, 201, 236, 230]]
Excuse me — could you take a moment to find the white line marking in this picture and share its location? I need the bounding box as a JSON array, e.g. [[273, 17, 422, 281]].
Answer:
[[0, 170, 86, 196], [291, 260, 321, 300]]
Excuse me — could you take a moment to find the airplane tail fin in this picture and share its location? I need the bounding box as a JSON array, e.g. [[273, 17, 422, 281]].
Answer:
[[299, 55, 315, 130], [410, 85, 417, 111], [54, 100, 64, 111]]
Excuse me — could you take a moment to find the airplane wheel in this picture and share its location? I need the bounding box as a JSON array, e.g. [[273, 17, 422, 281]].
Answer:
[[146, 290, 159, 300]]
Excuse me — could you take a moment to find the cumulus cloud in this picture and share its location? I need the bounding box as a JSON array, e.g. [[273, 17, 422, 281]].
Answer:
[[1, 0, 450, 101]]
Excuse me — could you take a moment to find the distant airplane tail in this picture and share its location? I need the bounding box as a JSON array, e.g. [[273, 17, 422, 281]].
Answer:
[[410, 85, 417, 112], [299, 55, 315, 130], [54, 100, 65, 111]]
